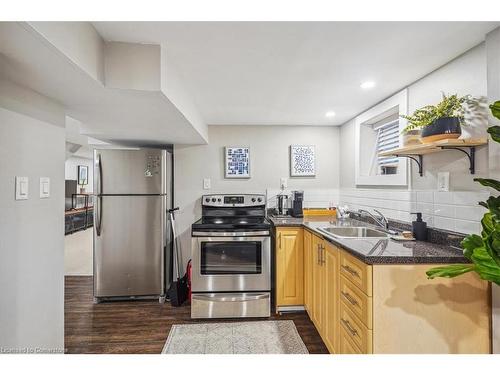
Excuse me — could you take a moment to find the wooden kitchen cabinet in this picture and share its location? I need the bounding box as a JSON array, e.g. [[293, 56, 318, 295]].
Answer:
[[304, 232, 340, 354], [322, 241, 340, 354], [276, 227, 304, 307], [285, 227, 490, 354], [303, 230, 313, 313], [311, 234, 324, 330]]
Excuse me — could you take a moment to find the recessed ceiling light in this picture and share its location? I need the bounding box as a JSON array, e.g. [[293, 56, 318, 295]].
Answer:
[[360, 81, 376, 89], [325, 111, 336, 118]]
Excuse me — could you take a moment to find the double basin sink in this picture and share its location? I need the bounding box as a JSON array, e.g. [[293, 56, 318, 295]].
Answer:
[[318, 226, 390, 240]]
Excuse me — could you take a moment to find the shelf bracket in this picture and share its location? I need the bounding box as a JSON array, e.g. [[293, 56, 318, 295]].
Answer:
[[439, 146, 476, 174], [395, 154, 423, 176]]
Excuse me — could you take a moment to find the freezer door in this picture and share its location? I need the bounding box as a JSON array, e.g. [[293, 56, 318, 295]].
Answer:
[[94, 149, 166, 195], [94, 195, 165, 297]]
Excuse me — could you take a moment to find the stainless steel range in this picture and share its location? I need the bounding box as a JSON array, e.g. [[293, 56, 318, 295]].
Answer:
[[191, 194, 271, 319]]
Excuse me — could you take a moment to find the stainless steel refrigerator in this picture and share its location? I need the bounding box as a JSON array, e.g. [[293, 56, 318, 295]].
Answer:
[[93, 148, 173, 302]]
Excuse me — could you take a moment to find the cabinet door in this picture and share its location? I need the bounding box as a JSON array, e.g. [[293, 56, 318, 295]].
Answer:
[[323, 242, 340, 354], [276, 228, 304, 306], [304, 230, 313, 313], [311, 235, 324, 331]]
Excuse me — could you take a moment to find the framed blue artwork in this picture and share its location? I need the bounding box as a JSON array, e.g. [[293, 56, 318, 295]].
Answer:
[[290, 145, 315, 177], [225, 146, 250, 178]]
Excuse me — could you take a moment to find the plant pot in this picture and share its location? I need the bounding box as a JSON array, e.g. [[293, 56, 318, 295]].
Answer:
[[421, 117, 462, 143]]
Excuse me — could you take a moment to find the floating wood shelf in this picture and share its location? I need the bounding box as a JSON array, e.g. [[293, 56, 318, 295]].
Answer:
[[379, 138, 488, 176]]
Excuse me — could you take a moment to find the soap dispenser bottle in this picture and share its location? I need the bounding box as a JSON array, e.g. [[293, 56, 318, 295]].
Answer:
[[411, 212, 427, 241]]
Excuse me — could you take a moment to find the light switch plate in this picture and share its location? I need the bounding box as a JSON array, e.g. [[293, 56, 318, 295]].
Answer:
[[280, 177, 287, 190], [437, 172, 450, 192], [203, 178, 211, 190], [15, 176, 29, 200], [40, 177, 50, 198]]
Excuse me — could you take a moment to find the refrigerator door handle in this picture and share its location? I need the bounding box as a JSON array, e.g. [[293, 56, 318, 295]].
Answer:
[[96, 153, 103, 236]]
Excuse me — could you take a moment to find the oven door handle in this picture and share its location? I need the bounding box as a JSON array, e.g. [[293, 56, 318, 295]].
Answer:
[[192, 231, 270, 237], [193, 293, 269, 302]]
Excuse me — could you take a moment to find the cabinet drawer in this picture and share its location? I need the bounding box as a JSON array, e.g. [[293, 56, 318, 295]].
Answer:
[[340, 326, 362, 354], [340, 275, 372, 329], [340, 301, 372, 353], [340, 251, 372, 296]]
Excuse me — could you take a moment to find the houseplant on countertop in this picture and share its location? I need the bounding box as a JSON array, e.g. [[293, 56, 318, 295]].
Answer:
[[426, 100, 500, 285], [401, 93, 487, 144]]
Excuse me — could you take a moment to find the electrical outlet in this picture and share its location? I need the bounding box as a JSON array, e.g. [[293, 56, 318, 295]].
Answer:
[[437, 172, 450, 192], [203, 178, 211, 190], [280, 177, 287, 190]]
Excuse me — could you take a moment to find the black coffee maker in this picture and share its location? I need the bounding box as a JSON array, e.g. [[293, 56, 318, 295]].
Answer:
[[291, 190, 304, 218]]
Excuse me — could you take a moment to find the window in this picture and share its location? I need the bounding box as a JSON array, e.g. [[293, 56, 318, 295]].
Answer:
[[355, 89, 408, 186], [375, 118, 400, 175]]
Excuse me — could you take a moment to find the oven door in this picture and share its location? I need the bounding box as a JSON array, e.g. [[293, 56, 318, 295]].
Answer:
[[192, 233, 271, 292]]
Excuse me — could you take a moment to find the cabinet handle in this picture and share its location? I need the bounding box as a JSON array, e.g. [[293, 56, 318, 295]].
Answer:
[[316, 244, 320, 265], [278, 233, 282, 249], [341, 318, 358, 336], [321, 244, 325, 265], [341, 265, 359, 278], [341, 291, 358, 306]]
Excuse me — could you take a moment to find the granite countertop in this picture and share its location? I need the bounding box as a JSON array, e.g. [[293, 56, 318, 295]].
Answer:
[[268, 216, 467, 265]]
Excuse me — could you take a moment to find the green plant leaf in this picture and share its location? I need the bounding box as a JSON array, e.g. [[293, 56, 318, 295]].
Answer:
[[486, 195, 500, 218], [490, 101, 500, 120], [488, 126, 500, 144], [470, 247, 500, 284], [461, 234, 483, 260], [485, 225, 500, 267], [474, 178, 500, 192], [482, 213, 495, 236], [426, 264, 475, 279]]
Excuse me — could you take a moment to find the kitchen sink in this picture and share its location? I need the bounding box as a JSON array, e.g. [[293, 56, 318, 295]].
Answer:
[[318, 226, 390, 239]]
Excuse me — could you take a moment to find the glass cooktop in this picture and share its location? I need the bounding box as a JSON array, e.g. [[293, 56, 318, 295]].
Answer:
[[192, 216, 271, 231]]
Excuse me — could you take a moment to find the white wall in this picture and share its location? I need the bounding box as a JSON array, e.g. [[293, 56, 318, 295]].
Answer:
[[174, 125, 340, 265], [29, 22, 105, 83], [65, 156, 94, 193], [105, 42, 161, 91], [338, 43, 490, 234], [0, 82, 65, 352], [341, 43, 488, 193]]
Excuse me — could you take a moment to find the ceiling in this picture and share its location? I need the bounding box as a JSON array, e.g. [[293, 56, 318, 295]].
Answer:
[[93, 21, 499, 126]]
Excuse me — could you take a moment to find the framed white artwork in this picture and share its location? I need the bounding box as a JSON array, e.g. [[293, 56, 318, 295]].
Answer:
[[290, 145, 315, 177], [225, 146, 250, 178]]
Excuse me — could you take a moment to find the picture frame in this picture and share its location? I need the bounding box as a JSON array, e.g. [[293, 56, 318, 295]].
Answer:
[[224, 146, 250, 178], [290, 145, 316, 177], [77, 165, 88, 185]]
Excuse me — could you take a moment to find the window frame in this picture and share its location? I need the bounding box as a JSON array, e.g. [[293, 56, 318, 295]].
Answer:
[[354, 89, 408, 186]]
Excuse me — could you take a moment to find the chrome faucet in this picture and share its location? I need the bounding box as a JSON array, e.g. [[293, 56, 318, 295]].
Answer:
[[358, 209, 390, 231]]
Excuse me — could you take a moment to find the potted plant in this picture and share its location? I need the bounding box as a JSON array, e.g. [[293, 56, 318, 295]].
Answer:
[[426, 100, 500, 285], [401, 93, 483, 144]]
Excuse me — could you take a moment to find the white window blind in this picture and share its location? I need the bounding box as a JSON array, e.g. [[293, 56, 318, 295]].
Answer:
[[376, 119, 399, 172]]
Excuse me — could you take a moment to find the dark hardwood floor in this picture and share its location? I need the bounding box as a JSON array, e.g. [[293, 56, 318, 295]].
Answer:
[[65, 276, 329, 354]]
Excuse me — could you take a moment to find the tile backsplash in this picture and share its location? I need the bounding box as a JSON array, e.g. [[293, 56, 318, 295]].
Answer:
[[265, 187, 487, 235], [339, 189, 489, 235]]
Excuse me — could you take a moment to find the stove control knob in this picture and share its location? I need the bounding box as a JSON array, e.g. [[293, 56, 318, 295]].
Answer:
[[205, 198, 210, 203], [217, 198, 221, 202], [211, 198, 216, 202], [251, 198, 256, 202], [257, 197, 262, 202]]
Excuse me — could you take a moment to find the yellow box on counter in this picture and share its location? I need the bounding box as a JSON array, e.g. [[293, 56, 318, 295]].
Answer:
[[303, 208, 337, 216]]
